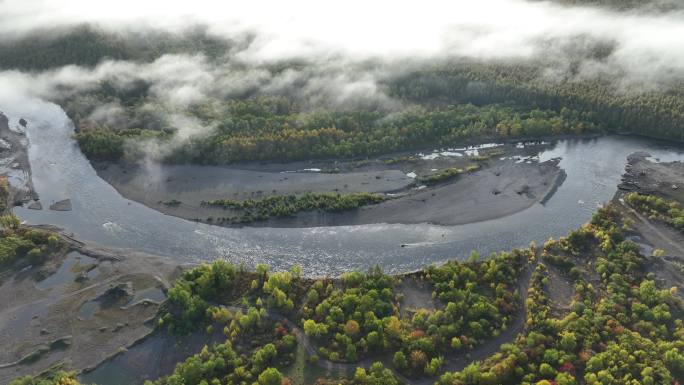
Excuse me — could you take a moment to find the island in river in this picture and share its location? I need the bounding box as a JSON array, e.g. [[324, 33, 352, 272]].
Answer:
[[93, 143, 565, 228]]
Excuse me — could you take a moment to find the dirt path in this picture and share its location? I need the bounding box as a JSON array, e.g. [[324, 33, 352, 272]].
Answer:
[[546, 265, 574, 317]]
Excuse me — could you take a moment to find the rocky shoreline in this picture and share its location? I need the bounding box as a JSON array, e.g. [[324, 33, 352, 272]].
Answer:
[[0, 112, 37, 210], [618, 151, 684, 202]]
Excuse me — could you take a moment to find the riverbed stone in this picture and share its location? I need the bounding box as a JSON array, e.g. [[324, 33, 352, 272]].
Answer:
[[49, 199, 72, 211]]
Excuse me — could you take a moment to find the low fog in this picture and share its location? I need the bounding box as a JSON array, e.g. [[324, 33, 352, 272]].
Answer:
[[0, 0, 681, 94], [0, 0, 683, 157]]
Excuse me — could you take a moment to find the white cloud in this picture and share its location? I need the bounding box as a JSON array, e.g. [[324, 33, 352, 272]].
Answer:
[[0, 0, 682, 86]]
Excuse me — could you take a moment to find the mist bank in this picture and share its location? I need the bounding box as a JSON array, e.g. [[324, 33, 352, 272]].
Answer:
[[1, 0, 683, 68], [0, 0, 683, 166], [544, 0, 683, 11]]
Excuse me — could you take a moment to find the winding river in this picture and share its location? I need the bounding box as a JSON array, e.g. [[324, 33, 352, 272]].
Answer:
[[4, 98, 684, 276]]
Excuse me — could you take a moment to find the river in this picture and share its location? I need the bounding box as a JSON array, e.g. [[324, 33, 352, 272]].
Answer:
[[4, 98, 684, 276]]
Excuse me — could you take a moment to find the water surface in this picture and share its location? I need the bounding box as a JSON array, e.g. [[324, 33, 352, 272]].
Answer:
[[5, 99, 684, 276]]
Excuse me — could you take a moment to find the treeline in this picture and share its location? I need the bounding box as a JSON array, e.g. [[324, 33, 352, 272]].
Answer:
[[175, 99, 598, 164], [68, 57, 684, 165], [69, 60, 684, 164], [0, 24, 234, 71], [202, 192, 385, 224], [387, 62, 684, 142], [625, 192, 684, 231], [3, 25, 684, 165], [70, 95, 600, 164]]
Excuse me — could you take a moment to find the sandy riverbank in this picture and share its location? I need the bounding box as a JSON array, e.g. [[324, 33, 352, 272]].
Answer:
[[93, 143, 564, 227], [285, 158, 564, 227], [614, 152, 684, 301]]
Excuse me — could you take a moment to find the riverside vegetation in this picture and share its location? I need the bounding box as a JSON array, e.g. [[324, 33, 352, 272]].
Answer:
[[625, 192, 684, 232], [13, 203, 684, 385], [5, 202, 684, 384], [436, 204, 684, 385], [201, 192, 385, 224], [11, 25, 679, 166], [0, 214, 66, 267]]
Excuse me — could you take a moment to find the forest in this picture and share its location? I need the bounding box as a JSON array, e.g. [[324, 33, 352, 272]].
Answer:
[[6, 202, 684, 384], [71, 96, 599, 164], [9, 25, 684, 165], [158, 246, 527, 380], [63, 55, 684, 165], [437, 205, 684, 384], [0, 25, 233, 71]]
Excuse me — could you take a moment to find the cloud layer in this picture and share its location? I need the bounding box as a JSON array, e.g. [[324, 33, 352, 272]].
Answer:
[[0, 0, 683, 158], [0, 1, 682, 88]]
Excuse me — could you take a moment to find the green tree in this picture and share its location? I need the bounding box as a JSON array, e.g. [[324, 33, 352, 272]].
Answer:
[[258, 368, 283, 385]]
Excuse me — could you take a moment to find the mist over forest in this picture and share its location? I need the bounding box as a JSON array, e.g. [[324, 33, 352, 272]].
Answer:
[[0, 0, 682, 164]]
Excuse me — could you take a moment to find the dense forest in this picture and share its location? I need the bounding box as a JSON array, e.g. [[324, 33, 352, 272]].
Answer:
[[3, 24, 683, 165], [153, 228, 527, 379], [70, 95, 600, 164], [155, 245, 527, 381], [0, 25, 235, 71], [65, 55, 684, 164]]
